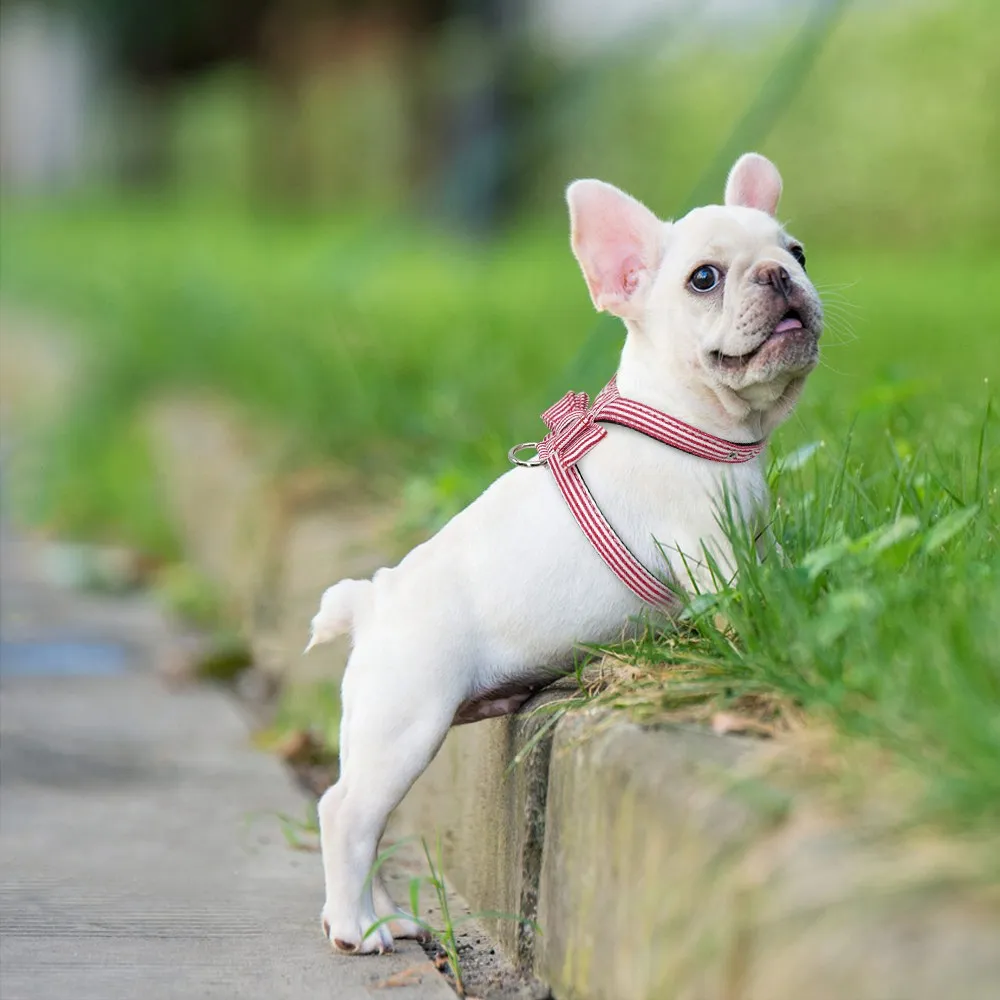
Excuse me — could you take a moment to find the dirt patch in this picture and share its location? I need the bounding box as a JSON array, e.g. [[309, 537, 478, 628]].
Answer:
[[386, 844, 551, 1000]]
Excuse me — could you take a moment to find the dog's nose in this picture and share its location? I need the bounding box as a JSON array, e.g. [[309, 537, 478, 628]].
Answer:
[[755, 262, 793, 299]]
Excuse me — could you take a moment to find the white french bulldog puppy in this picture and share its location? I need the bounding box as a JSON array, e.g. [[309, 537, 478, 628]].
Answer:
[[308, 153, 822, 954]]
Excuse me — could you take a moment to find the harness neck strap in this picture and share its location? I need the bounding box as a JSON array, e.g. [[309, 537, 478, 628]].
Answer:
[[508, 377, 766, 607]]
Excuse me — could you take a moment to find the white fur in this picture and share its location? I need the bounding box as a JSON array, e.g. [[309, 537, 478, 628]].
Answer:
[[308, 153, 822, 954]]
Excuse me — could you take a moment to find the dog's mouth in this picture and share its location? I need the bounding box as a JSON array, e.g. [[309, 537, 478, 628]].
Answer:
[[773, 309, 805, 335], [710, 308, 810, 370]]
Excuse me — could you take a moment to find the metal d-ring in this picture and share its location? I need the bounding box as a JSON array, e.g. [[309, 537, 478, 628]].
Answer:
[[508, 441, 545, 467]]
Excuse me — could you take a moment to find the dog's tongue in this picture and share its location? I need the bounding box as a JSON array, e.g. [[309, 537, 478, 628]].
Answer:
[[774, 315, 804, 334]]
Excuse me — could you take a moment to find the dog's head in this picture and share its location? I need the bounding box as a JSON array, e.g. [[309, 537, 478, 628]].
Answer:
[[568, 153, 822, 434]]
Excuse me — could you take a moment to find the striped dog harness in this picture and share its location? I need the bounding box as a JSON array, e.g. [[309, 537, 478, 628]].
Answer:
[[508, 376, 765, 608]]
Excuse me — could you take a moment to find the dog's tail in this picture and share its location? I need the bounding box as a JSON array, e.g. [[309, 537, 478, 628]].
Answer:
[[304, 578, 372, 653]]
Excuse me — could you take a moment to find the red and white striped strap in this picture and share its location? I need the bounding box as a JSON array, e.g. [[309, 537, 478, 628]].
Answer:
[[509, 376, 765, 608]]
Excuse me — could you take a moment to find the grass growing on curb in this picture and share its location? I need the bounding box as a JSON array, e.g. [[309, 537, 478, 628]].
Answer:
[[594, 406, 999, 828]]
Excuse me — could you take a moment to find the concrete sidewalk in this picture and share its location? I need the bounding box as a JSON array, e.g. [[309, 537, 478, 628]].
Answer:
[[0, 528, 451, 1000]]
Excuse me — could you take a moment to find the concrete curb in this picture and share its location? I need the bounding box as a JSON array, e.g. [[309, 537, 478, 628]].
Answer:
[[536, 713, 1000, 1000]]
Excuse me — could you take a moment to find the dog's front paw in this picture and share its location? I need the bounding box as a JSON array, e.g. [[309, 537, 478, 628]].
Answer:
[[321, 905, 394, 955]]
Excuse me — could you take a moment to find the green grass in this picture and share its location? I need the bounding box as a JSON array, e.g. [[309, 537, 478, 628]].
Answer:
[[528, 0, 999, 251], [1, 196, 997, 829], [0, 200, 594, 545], [605, 410, 998, 828]]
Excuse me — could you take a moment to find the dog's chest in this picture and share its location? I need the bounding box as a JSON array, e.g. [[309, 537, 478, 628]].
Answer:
[[578, 425, 768, 573]]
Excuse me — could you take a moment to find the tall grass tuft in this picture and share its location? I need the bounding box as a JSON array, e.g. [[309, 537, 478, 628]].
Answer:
[[610, 403, 999, 827]]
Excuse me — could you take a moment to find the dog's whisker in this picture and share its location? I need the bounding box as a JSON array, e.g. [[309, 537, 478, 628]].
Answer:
[[823, 301, 860, 311], [819, 301, 862, 319], [816, 356, 853, 377], [813, 279, 860, 293]]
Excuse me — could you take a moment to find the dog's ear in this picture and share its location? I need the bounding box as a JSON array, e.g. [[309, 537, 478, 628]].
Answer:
[[566, 180, 664, 319], [724, 153, 782, 216]]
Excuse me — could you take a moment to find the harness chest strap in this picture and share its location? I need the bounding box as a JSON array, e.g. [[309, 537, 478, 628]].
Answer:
[[509, 376, 766, 608]]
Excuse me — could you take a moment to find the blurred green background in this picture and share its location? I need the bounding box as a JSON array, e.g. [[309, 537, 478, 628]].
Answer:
[[1, 0, 996, 549], [1, 0, 997, 821]]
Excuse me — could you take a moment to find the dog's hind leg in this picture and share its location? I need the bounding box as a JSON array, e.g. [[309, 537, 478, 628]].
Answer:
[[318, 650, 457, 954]]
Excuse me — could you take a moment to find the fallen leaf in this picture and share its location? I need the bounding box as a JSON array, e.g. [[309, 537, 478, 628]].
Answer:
[[274, 729, 314, 762], [373, 961, 433, 989], [712, 712, 777, 737]]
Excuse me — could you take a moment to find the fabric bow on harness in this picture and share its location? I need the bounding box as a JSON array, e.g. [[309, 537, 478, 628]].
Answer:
[[537, 386, 609, 464], [508, 377, 766, 609]]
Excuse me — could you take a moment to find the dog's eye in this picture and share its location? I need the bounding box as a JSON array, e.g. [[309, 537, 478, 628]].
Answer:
[[688, 264, 721, 292], [789, 244, 807, 269]]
